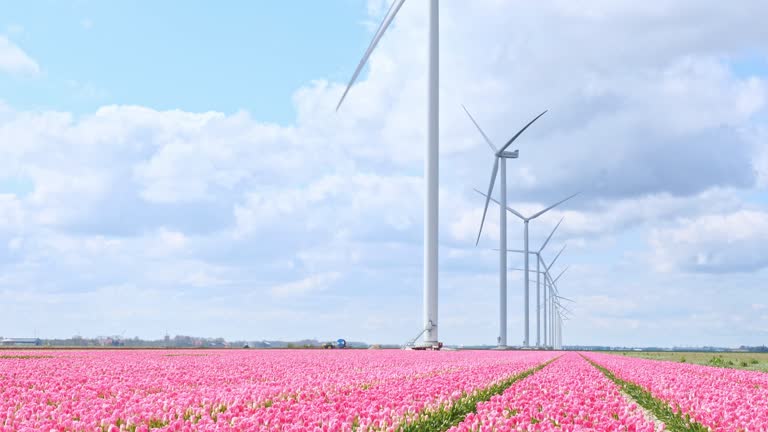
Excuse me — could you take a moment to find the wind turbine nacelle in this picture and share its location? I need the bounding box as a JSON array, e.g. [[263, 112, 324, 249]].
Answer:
[[501, 150, 519, 159]]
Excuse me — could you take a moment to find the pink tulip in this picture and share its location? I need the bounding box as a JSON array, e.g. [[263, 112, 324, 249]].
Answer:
[[0, 349, 555, 431], [449, 352, 662, 432], [584, 352, 768, 431]]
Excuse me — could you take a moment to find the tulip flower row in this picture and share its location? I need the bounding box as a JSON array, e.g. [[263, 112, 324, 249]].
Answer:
[[449, 352, 662, 432], [584, 352, 768, 431], [0, 349, 555, 431]]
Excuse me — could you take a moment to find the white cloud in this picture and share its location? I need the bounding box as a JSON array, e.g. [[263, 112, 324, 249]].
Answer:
[[650, 210, 768, 273], [181, 270, 228, 288], [753, 126, 768, 188], [233, 173, 422, 238], [450, 187, 744, 247], [270, 272, 341, 298], [0, 35, 39, 76], [299, 1, 768, 203], [7, 237, 23, 251], [0, 0, 768, 346], [0, 194, 24, 228]]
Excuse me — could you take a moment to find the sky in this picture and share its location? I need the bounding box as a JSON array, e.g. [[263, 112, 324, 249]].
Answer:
[[1, 0, 767, 348]]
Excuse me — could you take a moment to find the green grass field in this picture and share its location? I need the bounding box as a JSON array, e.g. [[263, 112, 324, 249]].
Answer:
[[615, 351, 768, 372]]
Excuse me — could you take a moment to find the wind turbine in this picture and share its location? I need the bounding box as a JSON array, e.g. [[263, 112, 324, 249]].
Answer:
[[541, 248, 565, 348], [464, 106, 548, 347], [475, 191, 579, 346], [548, 295, 569, 350], [553, 303, 572, 349], [508, 262, 551, 346], [504, 217, 563, 347], [336, 0, 440, 347], [508, 251, 569, 349], [547, 265, 570, 348]]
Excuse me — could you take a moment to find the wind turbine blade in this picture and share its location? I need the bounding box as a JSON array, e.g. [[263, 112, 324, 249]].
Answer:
[[475, 158, 499, 246], [508, 267, 541, 274], [541, 257, 555, 285], [538, 216, 564, 253], [498, 110, 548, 152], [473, 189, 526, 220], [551, 282, 561, 296], [504, 205, 527, 221], [336, 0, 407, 111], [461, 105, 497, 153], [552, 295, 565, 309], [552, 266, 570, 284], [530, 192, 580, 221], [546, 244, 567, 271], [503, 249, 527, 254]]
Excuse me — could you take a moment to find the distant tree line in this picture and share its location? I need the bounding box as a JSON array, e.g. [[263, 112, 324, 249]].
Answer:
[[11, 335, 373, 349], [740, 345, 768, 352]]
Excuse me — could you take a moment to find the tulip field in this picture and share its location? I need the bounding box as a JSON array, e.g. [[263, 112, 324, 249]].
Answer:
[[584, 352, 768, 431], [449, 352, 660, 431], [1, 350, 767, 431]]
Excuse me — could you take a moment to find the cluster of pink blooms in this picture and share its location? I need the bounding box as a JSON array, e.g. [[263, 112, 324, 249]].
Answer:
[[449, 352, 662, 432], [0, 349, 555, 431], [585, 352, 768, 431]]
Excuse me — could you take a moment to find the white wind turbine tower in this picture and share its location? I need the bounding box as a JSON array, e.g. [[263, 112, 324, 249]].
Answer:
[[509, 252, 571, 348], [336, 0, 440, 346], [505, 217, 563, 347], [538, 263, 570, 348], [545, 287, 569, 350], [511, 242, 568, 348], [553, 300, 572, 349], [508, 260, 573, 350], [476, 191, 578, 347], [463, 106, 548, 347], [548, 266, 572, 349], [541, 245, 567, 348]]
